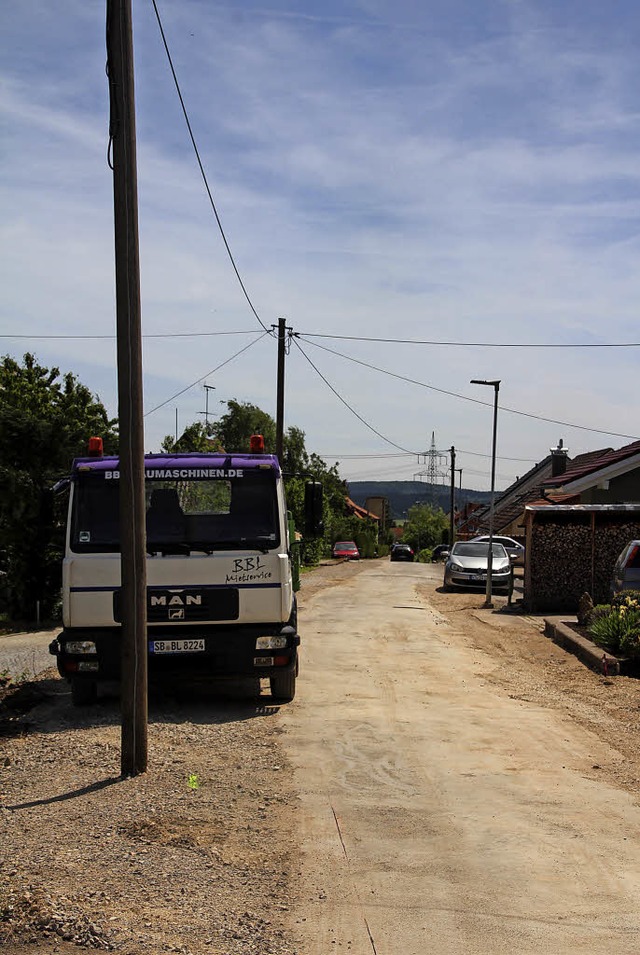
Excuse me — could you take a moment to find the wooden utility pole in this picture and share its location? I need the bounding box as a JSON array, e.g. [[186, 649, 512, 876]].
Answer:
[[107, 0, 148, 776], [275, 317, 286, 461]]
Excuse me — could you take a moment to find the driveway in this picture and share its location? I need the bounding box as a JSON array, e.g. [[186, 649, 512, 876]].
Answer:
[[0, 628, 59, 682], [284, 559, 640, 954]]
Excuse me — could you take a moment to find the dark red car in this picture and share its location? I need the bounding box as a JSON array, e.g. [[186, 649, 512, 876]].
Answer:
[[332, 541, 360, 560]]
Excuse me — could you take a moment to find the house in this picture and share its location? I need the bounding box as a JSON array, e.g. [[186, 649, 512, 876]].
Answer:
[[455, 438, 640, 611], [457, 439, 571, 541], [364, 495, 390, 530], [542, 440, 640, 504], [344, 497, 380, 522]]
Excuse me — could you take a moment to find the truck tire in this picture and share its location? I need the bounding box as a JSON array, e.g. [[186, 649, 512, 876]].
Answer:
[[71, 678, 97, 706], [270, 670, 296, 703]]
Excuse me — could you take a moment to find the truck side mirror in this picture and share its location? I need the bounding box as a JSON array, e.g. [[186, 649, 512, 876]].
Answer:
[[304, 481, 324, 538]]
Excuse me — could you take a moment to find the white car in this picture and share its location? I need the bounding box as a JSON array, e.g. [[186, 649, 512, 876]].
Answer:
[[471, 535, 524, 565]]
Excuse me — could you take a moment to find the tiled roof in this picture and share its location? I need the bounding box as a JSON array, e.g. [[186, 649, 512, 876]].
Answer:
[[345, 497, 380, 521], [544, 441, 640, 487]]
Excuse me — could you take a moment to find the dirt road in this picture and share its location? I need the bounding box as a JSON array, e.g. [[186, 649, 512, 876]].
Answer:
[[1, 558, 639, 954], [286, 560, 640, 954]]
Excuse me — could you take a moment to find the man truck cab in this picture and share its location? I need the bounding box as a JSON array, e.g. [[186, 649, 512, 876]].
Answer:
[[50, 436, 323, 705]]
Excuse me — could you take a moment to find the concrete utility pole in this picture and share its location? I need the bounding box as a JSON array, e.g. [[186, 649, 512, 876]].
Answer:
[[449, 446, 456, 547], [107, 0, 148, 776], [470, 379, 501, 608], [275, 317, 287, 461]]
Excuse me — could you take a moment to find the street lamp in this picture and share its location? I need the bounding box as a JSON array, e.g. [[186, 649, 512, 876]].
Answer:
[[470, 379, 501, 608]]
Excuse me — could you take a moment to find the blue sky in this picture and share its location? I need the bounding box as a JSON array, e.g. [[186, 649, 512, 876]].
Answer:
[[2, 0, 639, 490]]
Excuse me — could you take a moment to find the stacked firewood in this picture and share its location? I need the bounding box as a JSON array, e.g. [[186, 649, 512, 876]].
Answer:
[[529, 518, 640, 612], [529, 520, 591, 612]]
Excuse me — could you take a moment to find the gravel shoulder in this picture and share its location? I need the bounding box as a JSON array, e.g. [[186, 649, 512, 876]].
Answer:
[[1, 558, 638, 953], [0, 561, 363, 955]]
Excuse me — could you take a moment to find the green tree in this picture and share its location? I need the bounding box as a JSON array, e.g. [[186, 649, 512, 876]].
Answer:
[[211, 400, 276, 453], [402, 503, 448, 554], [0, 353, 118, 621], [161, 421, 223, 453]]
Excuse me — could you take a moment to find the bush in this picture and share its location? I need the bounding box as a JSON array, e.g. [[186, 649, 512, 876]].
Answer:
[[417, 548, 433, 563], [588, 604, 640, 656], [620, 629, 640, 661]]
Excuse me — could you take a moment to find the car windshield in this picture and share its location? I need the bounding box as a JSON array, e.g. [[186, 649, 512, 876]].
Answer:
[[452, 542, 507, 558], [71, 472, 280, 552], [336, 542, 356, 548]]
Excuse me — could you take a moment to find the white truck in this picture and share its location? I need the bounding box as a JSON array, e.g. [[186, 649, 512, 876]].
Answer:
[[49, 436, 323, 705]]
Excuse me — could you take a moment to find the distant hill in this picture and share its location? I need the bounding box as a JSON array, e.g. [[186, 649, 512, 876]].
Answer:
[[347, 481, 492, 519]]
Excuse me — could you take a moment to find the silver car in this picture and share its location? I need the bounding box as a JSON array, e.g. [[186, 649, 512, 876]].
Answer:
[[443, 541, 512, 592], [611, 540, 640, 596], [471, 535, 525, 565]]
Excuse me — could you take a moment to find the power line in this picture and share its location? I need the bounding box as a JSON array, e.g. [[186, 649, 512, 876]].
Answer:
[[296, 336, 639, 441], [292, 338, 418, 453], [298, 331, 640, 348], [0, 330, 260, 341], [144, 331, 270, 417], [4, 326, 637, 347], [149, 0, 269, 333], [316, 449, 538, 463]]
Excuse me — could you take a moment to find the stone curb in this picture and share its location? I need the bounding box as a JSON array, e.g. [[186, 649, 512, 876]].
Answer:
[[543, 618, 621, 676]]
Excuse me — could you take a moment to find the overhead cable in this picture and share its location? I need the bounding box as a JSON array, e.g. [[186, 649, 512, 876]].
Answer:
[[296, 337, 639, 441], [149, 0, 269, 333], [298, 332, 640, 348], [0, 330, 261, 341], [144, 331, 270, 417], [291, 339, 419, 454]]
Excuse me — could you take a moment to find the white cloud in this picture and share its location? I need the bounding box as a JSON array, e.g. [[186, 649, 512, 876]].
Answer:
[[2, 0, 639, 488]]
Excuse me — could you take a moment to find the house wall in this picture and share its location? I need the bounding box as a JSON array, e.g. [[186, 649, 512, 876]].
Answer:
[[524, 509, 640, 612], [578, 467, 640, 504]]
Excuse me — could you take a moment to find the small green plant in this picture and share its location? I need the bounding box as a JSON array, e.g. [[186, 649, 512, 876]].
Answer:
[[588, 604, 640, 656], [187, 773, 200, 791], [585, 604, 613, 628], [417, 548, 433, 563]]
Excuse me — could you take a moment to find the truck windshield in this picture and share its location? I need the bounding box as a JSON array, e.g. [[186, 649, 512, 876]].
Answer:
[[71, 472, 280, 553]]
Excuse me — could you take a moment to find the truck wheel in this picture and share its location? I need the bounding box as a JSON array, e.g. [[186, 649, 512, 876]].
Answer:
[[270, 671, 296, 703], [71, 678, 97, 706]]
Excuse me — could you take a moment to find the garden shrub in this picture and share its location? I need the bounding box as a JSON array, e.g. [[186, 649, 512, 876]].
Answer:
[[417, 548, 433, 563], [584, 604, 612, 628], [588, 603, 640, 656], [620, 628, 640, 661]]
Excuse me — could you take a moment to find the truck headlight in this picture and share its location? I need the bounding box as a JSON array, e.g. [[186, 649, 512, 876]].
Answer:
[[256, 635, 288, 650], [66, 641, 97, 654]]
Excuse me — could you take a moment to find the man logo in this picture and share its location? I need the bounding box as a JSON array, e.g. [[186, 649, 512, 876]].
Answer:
[[150, 594, 202, 607]]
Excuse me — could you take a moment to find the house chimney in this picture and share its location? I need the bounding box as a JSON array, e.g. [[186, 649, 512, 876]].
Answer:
[[550, 437, 569, 477]]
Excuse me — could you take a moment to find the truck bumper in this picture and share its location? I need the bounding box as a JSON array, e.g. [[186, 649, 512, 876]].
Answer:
[[50, 623, 299, 686]]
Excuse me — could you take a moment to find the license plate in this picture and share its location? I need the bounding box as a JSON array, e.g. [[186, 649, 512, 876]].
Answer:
[[150, 639, 205, 654], [471, 574, 486, 581]]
